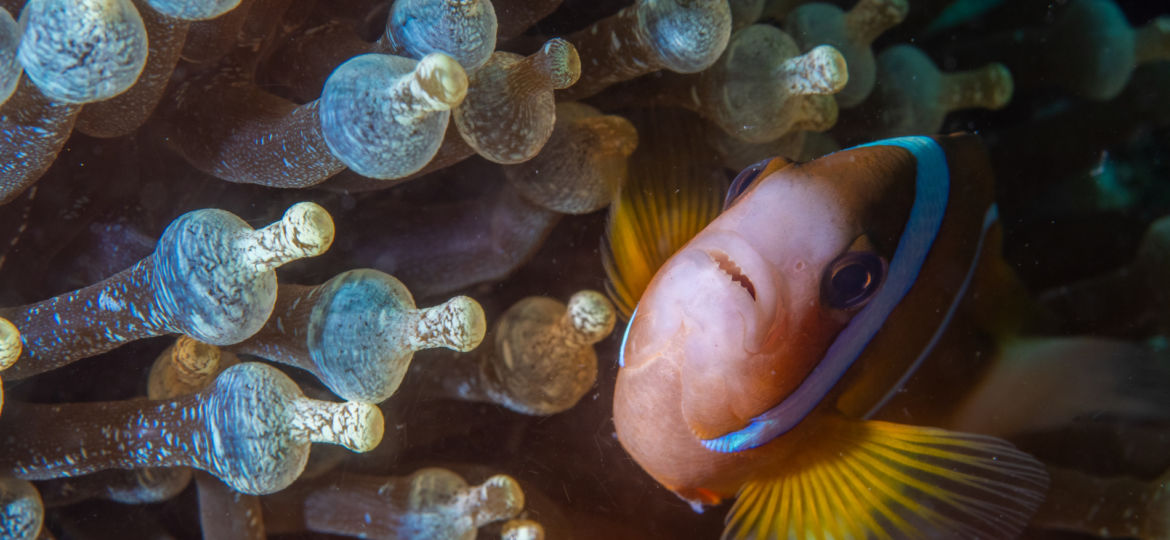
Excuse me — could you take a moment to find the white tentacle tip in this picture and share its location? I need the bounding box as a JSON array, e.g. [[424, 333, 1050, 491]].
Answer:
[[566, 290, 616, 343], [335, 401, 385, 453], [281, 202, 336, 258], [416, 53, 470, 109], [475, 474, 525, 525], [540, 38, 582, 90], [502, 519, 546, 540], [789, 45, 849, 95], [0, 317, 19, 371], [444, 296, 488, 352]]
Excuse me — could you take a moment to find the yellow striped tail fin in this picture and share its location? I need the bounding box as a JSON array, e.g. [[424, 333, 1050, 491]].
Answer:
[[724, 418, 1049, 540]]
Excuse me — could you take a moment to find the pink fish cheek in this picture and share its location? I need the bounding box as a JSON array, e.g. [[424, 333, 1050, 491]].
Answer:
[[674, 274, 847, 443], [621, 255, 721, 371], [621, 313, 692, 378], [674, 311, 756, 440]]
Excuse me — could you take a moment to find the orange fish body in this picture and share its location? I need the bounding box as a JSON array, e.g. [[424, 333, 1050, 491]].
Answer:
[[609, 134, 1048, 539]]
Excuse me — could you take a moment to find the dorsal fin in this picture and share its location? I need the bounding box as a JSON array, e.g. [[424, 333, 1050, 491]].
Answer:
[[602, 109, 727, 320]]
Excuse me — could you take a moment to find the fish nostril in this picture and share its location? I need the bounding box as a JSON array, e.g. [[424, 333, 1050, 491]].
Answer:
[[709, 251, 756, 301]]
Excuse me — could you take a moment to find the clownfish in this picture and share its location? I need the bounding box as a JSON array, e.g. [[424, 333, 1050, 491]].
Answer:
[[603, 133, 1049, 539]]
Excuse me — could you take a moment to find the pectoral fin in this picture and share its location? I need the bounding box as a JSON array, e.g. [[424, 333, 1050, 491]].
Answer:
[[723, 417, 1048, 540]]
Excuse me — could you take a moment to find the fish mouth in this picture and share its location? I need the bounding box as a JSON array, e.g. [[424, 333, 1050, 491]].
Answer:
[[707, 250, 756, 301], [686, 230, 778, 319]]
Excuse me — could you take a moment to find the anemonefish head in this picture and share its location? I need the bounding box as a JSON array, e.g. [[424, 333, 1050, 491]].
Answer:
[[610, 136, 1003, 497], [621, 146, 917, 442]]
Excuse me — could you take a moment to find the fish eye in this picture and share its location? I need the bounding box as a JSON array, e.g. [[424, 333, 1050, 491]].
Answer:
[[821, 251, 887, 310], [723, 158, 772, 210]]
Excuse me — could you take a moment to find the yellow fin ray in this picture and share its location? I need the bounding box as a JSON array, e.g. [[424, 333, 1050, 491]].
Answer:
[[808, 463, 853, 538], [822, 461, 889, 539], [723, 418, 1049, 540], [601, 109, 726, 320]]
